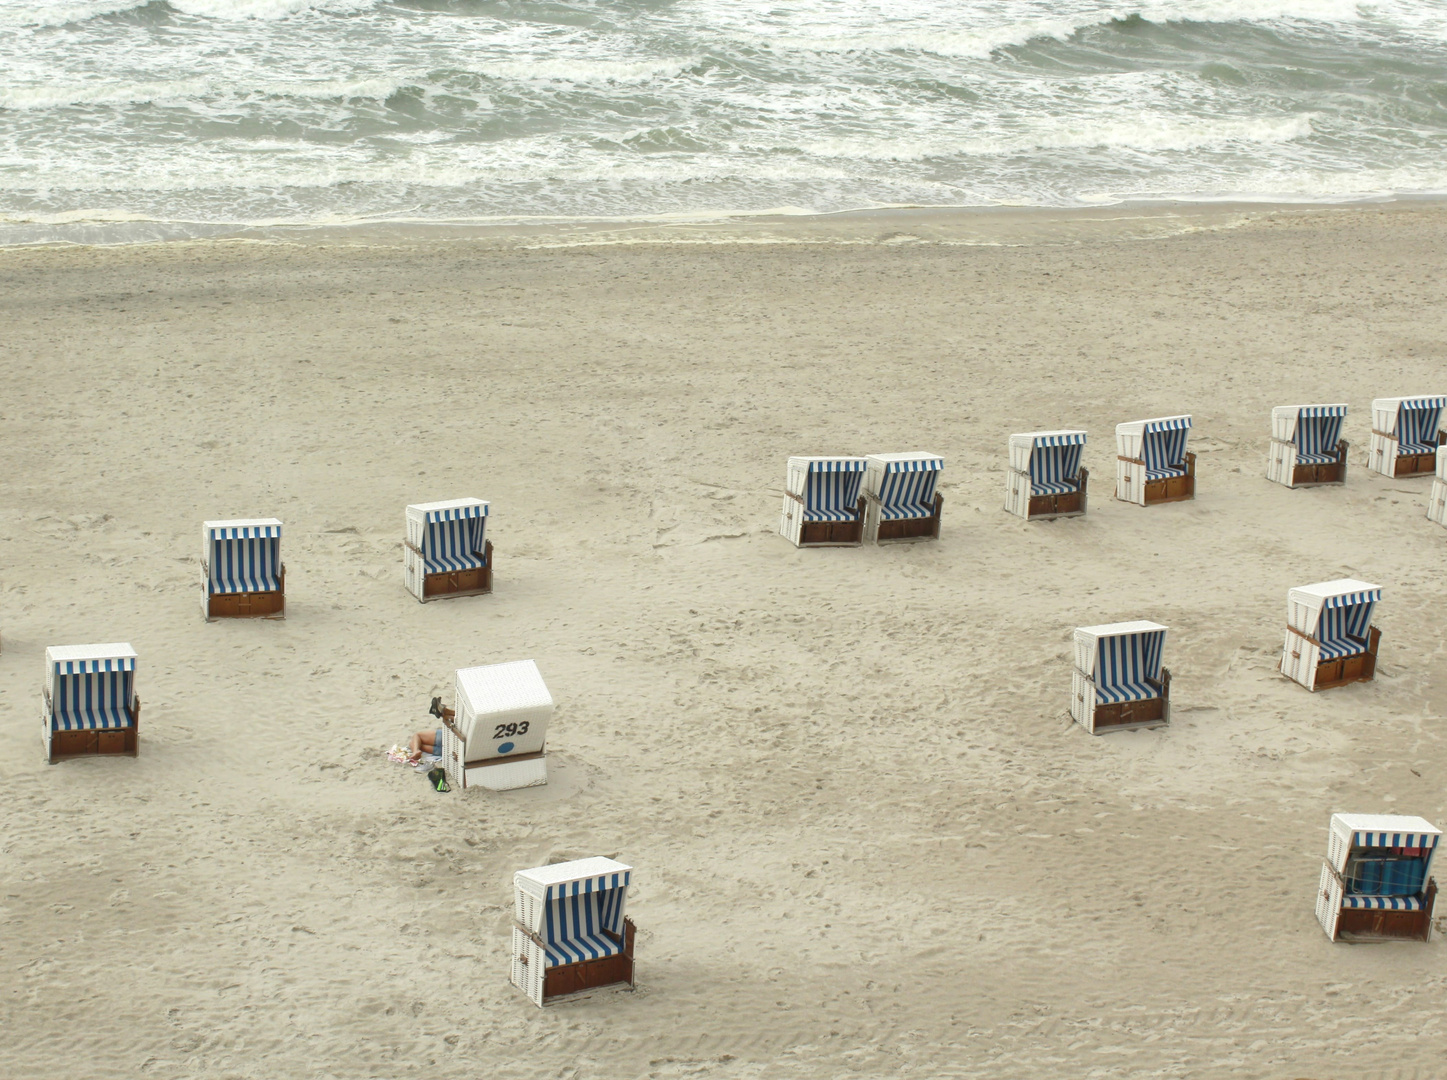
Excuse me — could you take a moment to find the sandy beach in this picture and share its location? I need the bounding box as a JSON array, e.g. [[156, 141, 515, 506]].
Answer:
[[2, 203, 1446, 1079]]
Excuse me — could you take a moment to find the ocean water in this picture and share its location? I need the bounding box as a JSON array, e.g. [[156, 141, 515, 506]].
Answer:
[[3, 0, 1447, 242]]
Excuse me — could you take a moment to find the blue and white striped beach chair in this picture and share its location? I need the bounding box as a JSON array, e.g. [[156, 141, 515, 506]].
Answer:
[[42, 643, 139, 761], [780, 456, 867, 547], [202, 519, 284, 620], [404, 498, 492, 602], [1070, 621, 1170, 734], [1281, 579, 1381, 692], [863, 452, 944, 542], [1370, 396, 1446, 478], [1268, 404, 1348, 488], [511, 856, 635, 1007], [1005, 431, 1088, 520], [1317, 813, 1439, 942], [1115, 415, 1194, 505]]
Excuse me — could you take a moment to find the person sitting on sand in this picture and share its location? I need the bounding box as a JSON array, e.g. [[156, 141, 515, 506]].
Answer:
[[407, 726, 445, 762]]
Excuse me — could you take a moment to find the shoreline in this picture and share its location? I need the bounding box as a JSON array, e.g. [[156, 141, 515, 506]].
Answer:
[[6, 193, 1447, 250]]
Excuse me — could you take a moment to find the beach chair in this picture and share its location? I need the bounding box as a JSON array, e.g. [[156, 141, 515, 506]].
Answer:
[[1115, 415, 1194, 505], [863, 452, 944, 542], [1427, 446, 1447, 527], [404, 498, 491, 602], [432, 659, 549, 791], [780, 456, 866, 547], [1004, 430, 1088, 520], [511, 856, 635, 1007], [1280, 579, 1381, 692], [1369, 396, 1446, 478], [201, 519, 284, 620], [1316, 814, 1439, 943], [1070, 622, 1170, 734], [42, 644, 139, 762], [1267, 404, 1348, 488]]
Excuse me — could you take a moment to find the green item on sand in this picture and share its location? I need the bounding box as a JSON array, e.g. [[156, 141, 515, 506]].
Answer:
[[427, 768, 450, 793]]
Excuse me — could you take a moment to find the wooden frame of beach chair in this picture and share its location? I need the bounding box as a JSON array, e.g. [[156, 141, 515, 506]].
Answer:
[[201, 519, 285, 620], [1070, 622, 1171, 734], [1369, 396, 1446, 478], [1004, 431, 1089, 520], [1267, 405, 1349, 488], [436, 659, 550, 792], [1316, 814, 1439, 943], [42, 644, 140, 762], [404, 498, 492, 602], [1115, 416, 1194, 505], [780, 456, 867, 547], [1280, 579, 1381, 692], [863, 452, 944, 542], [511, 857, 635, 1007]]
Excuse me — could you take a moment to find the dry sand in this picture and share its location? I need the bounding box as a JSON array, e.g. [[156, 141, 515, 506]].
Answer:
[[1, 203, 1446, 1079]]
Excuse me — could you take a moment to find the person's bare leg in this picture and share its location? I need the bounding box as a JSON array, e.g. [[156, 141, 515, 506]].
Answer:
[[420, 731, 438, 754], [408, 732, 424, 759]]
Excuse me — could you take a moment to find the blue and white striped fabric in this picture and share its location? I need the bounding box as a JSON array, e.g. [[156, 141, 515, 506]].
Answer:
[[1028, 434, 1084, 496], [1395, 397, 1446, 455], [1315, 589, 1378, 660], [422, 504, 488, 525], [423, 517, 487, 574], [1141, 418, 1190, 480], [1348, 856, 1427, 895], [1353, 830, 1439, 850], [1342, 894, 1423, 910], [209, 531, 281, 594], [1294, 406, 1346, 464], [52, 668, 134, 730], [541, 870, 630, 968], [804, 459, 866, 522], [1094, 630, 1166, 705], [876, 457, 942, 520]]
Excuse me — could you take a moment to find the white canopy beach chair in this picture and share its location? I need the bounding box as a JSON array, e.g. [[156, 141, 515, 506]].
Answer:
[[863, 452, 943, 542], [1267, 404, 1348, 488], [1004, 430, 1088, 520], [1115, 415, 1194, 505], [1427, 446, 1447, 526], [201, 519, 284, 620], [1369, 396, 1445, 478], [780, 456, 866, 547], [42, 643, 139, 762], [431, 658, 549, 791], [1070, 622, 1170, 734], [405, 498, 491, 602], [1280, 579, 1381, 692], [1316, 813, 1439, 943], [511, 856, 634, 1007]]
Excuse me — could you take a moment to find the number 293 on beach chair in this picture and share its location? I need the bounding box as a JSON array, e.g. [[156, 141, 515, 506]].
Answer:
[[404, 498, 492, 602], [1115, 415, 1194, 505], [1369, 396, 1446, 478], [431, 658, 550, 792], [512, 857, 635, 1007], [1004, 430, 1088, 520], [42, 644, 139, 762], [1316, 814, 1439, 943], [201, 519, 284, 620], [1267, 404, 1348, 488], [1070, 622, 1171, 734], [1280, 579, 1381, 692], [780, 456, 867, 548]]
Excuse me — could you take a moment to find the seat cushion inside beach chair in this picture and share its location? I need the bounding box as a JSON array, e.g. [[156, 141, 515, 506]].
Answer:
[[1028, 479, 1079, 497], [879, 500, 937, 520], [423, 550, 486, 574], [542, 929, 625, 967], [801, 507, 860, 522], [1316, 635, 1367, 662], [1396, 440, 1438, 456], [1342, 894, 1423, 911], [1293, 450, 1339, 465], [1094, 678, 1160, 705], [1143, 464, 1188, 481]]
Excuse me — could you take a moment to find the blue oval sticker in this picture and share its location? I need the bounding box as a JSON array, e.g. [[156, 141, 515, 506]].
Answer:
[[497, 742, 514, 754]]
